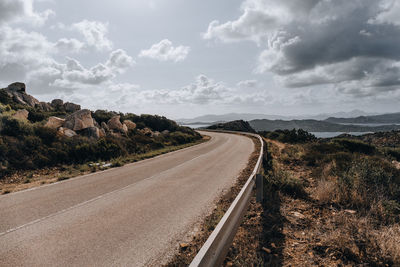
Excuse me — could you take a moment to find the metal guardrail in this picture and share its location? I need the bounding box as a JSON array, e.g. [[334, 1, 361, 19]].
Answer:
[[189, 131, 264, 267]]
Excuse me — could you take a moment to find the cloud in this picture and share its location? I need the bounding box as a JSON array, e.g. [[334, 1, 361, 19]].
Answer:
[[0, 0, 54, 26], [205, 0, 400, 97], [55, 38, 84, 53], [139, 39, 190, 62], [237, 79, 258, 88], [72, 20, 113, 51]]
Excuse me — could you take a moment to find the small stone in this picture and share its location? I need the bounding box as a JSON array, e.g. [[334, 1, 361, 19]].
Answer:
[[262, 247, 271, 253], [344, 209, 356, 214]]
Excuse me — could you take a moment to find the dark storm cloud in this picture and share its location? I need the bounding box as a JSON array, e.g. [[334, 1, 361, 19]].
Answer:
[[206, 0, 400, 95]]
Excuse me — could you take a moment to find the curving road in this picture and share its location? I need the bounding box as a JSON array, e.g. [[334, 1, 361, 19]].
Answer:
[[0, 131, 254, 266]]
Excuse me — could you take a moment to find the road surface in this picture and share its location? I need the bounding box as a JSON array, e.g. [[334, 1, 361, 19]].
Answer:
[[0, 131, 254, 266]]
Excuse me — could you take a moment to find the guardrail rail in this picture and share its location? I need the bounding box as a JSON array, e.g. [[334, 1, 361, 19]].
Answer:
[[189, 131, 264, 267]]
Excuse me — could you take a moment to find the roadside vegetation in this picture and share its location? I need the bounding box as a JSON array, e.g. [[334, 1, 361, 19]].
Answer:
[[0, 86, 202, 193], [224, 129, 400, 266]]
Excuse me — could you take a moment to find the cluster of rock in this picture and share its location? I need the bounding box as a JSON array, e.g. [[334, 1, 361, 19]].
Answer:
[[3, 82, 81, 113], [44, 110, 143, 139], [4, 82, 167, 140]]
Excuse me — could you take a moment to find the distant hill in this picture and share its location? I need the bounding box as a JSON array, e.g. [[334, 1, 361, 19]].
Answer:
[[207, 120, 256, 133], [325, 112, 400, 124], [249, 119, 400, 132], [178, 110, 375, 124]]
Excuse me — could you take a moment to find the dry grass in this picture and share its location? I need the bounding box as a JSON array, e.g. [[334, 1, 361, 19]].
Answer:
[[314, 179, 336, 204]]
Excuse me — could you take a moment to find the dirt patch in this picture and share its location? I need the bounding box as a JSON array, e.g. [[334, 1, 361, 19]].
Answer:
[[164, 135, 261, 266]]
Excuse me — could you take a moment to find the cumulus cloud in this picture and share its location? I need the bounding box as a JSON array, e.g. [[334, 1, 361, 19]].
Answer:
[[139, 39, 190, 62], [55, 38, 84, 53], [0, 0, 54, 26], [72, 20, 113, 51], [205, 0, 400, 97]]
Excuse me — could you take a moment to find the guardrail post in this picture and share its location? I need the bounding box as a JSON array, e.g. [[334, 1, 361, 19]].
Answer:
[[256, 174, 263, 203]]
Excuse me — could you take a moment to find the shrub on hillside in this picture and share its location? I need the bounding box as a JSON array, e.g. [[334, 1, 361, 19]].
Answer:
[[260, 129, 317, 144]]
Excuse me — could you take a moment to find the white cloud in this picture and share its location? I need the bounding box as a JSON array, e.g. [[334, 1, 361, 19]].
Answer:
[[0, 0, 54, 26], [237, 80, 258, 88], [372, 0, 400, 26], [72, 20, 113, 51], [139, 39, 190, 62], [55, 38, 84, 53]]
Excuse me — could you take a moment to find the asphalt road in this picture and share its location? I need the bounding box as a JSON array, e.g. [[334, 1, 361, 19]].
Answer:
[[0, 131, 254, 266]]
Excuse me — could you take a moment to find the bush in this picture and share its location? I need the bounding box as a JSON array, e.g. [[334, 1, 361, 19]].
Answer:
[[260, 129, 316, 144], [1, 117, 33, 136]]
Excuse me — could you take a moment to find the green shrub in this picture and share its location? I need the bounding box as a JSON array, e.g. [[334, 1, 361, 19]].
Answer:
[[1, 117, 33, 136]]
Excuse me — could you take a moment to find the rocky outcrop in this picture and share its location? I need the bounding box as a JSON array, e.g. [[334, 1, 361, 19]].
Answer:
[[4, 82, 40, 108], [80, 127, 103, 139], [123, 120, 136, 130], [51, 99, 64, 109], [140, 127, 154, 137], [7, 82, 26, 93], [57, 127, 77, 138], [45, 116, 65, 129], [63, 109, 94, 131], [107, 116, 124, 132], [12, 109, 29, 121], [101, 122, 110, 132], [38, 102, 53, 112], [64, 102, 81, 113]]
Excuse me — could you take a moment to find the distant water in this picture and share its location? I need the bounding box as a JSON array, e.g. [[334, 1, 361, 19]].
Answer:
[[312, 132, 373, 138], [181, 124, 211, 129]]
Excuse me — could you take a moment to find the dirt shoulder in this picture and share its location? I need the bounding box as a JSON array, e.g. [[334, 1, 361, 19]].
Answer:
[[0, 136, 210, 194]]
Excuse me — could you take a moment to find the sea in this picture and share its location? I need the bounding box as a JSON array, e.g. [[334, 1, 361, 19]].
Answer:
[[182, 124, 381, 139]]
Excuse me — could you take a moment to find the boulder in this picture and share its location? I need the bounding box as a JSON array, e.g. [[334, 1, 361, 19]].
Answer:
[[51, 99, 64, 110], [57, 127, 77, 138], [12, 109, 29, 121], [45, 116, 65, 129], [107, 116, 124, 131], [3, 82, 41, 108], [21, 93, 40, 107], [153, 131, 161, 137], [122, 124, 128, 134], [140, 127, 154, 137], [38, 102, 53, 112], [7, 82, 26, 93], [123, 120, 136, 130], [80, 127, 102, 139], [64, 102, 81, 113], [101, 122, 110, 132], [63, 109, 94, 131], [162, 130, 170, 135], [99, 128, 106, 138]]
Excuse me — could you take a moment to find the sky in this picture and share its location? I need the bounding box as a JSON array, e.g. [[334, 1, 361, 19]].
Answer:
[[1, 0, 400, 119]]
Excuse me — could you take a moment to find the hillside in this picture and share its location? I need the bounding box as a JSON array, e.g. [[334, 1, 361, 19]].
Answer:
[[249, 119, 400, 132], [206, 120, 256, 133], [224, 130, 400, 265], [325, 112, 400, 124], [0, 82, 201, 184]]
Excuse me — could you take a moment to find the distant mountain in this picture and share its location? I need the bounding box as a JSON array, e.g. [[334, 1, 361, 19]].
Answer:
[[249, 119, 400, 132], [178, 110, 376, 124], [325, 112, 400, 124]]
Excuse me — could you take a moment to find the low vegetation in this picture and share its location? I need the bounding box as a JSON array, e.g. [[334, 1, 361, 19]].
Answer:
[[0, 84, 202, 185], [224, 128, 400, 266]]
